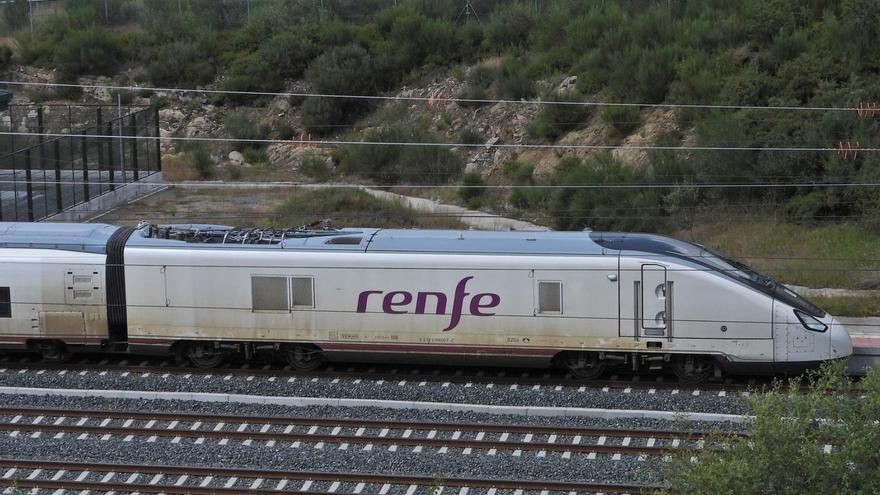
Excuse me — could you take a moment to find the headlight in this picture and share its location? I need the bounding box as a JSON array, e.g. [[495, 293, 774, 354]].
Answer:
[[794, 309, 827, 332]]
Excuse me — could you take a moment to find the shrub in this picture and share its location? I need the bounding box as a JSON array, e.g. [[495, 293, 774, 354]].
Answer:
[[601, 106, 641, 137], [548, 154, 663, 231], [147, 40, 216, 87], [529, 92, 590, 141], [497, 56, 535, 100], [458, 128, 485, 145], [459, 172, 487, 209], [190, 145, 214, 179], [0, 45, 13, 70], [257, 32, 315, 80], [55, 26, 127, 79], [221, 53, 282, 105], [337, 126, 463, 184], [276, 120, 296, 140], [224, 111, 269, 150], [301, 44, 375, 134], [300, 152, 333, 182], [242, 146, 268, 165], [485, 5, 534, 51], [666, 363, 880, 493]]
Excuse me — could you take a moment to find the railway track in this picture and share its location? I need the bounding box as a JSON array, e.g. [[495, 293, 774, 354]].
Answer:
[[0, 407, 726, 458], [0, 353, 764, 393], [0, 459, 664, 494]]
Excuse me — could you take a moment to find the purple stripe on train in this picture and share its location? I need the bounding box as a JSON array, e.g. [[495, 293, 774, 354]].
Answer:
[[356, 276, 500, 331]]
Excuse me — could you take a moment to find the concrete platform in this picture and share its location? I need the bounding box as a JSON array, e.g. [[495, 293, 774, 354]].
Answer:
[[840, 317, 880, 375]]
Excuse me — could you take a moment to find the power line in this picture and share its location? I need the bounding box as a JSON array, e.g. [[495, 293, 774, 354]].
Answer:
[[3, 179, 880, 189], [1, 80, 873, 113], [0, 130, 874, 153]]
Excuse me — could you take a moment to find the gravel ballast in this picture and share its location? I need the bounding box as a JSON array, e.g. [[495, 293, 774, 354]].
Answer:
[[0, 368, 752, 415]]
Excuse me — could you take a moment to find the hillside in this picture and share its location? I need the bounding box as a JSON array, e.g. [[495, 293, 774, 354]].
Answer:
[[2, 0, 880, 237]]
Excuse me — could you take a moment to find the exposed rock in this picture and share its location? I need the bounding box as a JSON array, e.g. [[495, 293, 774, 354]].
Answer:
[[228, 151, 245, 165], [558, 75, 578, 93]]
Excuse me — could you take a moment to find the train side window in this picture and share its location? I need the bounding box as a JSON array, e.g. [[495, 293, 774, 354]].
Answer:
[[291, 277, 315, 309], [251, 276, 289, 311], [538, 281, 562, 314], [0, 287, 9, 318]]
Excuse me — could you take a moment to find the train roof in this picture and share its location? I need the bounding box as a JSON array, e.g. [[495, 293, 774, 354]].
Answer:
[[0, 222, 120, 254], [0, 222, 709, 258]]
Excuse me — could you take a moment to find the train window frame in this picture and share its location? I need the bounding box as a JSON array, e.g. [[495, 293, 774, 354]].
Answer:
[[291, 277, 315, 309], [251, 276, 290, 312], [0, 287, 9, 318], [537, 281, 563, 314]]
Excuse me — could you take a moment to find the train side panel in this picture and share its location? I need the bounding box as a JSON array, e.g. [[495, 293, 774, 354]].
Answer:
[[0, 249, 108, 349], [124, 247, 625, 363]]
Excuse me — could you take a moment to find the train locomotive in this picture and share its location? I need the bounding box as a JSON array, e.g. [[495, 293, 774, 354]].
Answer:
[[0, 221, 853, 382]]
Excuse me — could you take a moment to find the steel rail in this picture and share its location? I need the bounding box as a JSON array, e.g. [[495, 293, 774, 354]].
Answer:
[[0, 357, 759, 391], [0, 406, 736, 439], [0, 459, 665, 493]]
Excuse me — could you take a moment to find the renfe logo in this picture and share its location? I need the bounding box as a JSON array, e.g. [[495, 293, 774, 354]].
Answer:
[[356, 276, 500, 331]]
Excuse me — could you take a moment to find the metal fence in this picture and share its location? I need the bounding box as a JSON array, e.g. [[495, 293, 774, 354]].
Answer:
[[0, 104, 161, 222]]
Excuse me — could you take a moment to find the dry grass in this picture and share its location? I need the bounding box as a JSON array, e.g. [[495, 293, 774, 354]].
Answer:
[[678, 220, 880, 290], [96, 186, 467, 230]]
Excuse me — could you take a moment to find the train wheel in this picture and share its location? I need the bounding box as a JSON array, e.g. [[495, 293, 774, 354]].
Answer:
[[561, 352, 606, 380], [185, 342, 225, 369], [284, 345, 325, 371], [671, 355, 713, 383], [36, 341, 70, 362]]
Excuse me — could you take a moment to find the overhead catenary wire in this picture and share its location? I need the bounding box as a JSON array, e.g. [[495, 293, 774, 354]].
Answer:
[[0, 130, 876, 154], [2, 179, 880, 189], [1, 80, 876, 113]]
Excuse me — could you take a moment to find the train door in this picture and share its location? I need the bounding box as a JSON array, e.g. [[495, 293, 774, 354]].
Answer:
[[620, 261, 674, 341]]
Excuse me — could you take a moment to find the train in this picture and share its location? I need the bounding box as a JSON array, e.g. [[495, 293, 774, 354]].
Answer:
[[0, 221, 853, 382]]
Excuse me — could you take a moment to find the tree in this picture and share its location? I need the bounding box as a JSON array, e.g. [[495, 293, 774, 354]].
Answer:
[[666, 362, 880, 494]]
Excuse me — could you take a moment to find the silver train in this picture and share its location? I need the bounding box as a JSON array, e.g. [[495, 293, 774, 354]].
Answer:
[[0, 222, 853, 382]]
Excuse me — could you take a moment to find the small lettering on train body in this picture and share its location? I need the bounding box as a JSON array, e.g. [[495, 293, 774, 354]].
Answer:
[[356, 276, 500, 332]]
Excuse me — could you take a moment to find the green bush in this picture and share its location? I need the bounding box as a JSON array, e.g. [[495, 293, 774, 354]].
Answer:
[[0, 46, 12, 70], [276, 120, 296, 140], [459, 172, 486, 209], [548, 154, 663, 232], [257, 32, 315, 80], [485, 5, 534, 51], [190, 145, 214, 179], [666, 363, 880, 494], [224, 111, 269, 150], [300, 153, 333, 182], [147, 40, 216, 87], [529, 92, 590, 141], [458, 128, 485, 145], [301, 44, 375, 134], [601, 106, 641, 137], [337, 126, 463, 184], [242, 147, 268, 165], [221, 52, 283, 105], [55, 26, 127, 79], [497, 56, 535, 100]]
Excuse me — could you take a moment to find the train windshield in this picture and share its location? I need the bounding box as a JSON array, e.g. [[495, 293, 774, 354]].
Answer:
[[698, 248, 774, 288], [590, 232, 826, 318]]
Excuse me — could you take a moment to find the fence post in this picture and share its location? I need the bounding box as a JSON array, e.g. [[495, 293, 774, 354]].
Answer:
[[154, 106, 162, 172], [96, 108, 105, 195], [25, 149, 34, 222], [130, 113, 139, 181], [107, 120, 116, 192], [54, 140, 62, 213], [81, 136, 90, 202]]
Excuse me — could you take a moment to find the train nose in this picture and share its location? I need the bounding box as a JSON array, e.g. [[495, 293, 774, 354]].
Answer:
[[829, 318, 854, 359]]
